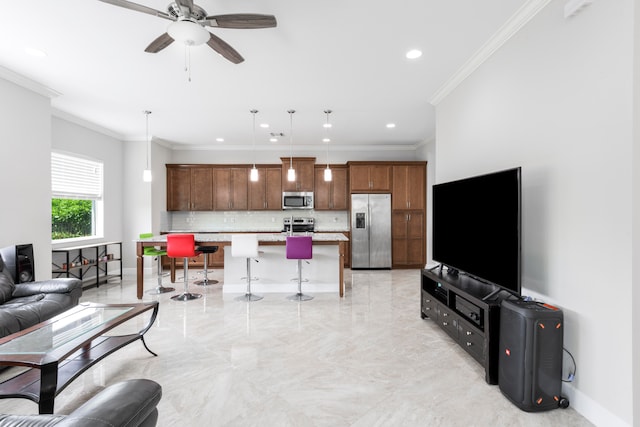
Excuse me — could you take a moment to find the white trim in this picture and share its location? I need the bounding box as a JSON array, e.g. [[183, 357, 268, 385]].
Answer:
[[167, 143, 420, 152], [52, 109, 125, 140], [429, 0, 552, 106], [0, 65, 61, 98]]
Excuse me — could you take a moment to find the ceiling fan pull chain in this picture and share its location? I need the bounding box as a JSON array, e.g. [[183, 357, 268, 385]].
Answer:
[[188, 47, 192, 82]]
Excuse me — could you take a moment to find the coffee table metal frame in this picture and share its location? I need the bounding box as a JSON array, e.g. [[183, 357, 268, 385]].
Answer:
[[0, 301, 159, 414]]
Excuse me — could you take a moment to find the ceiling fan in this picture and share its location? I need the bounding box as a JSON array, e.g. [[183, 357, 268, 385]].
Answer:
[[97, 0, 277, 64]]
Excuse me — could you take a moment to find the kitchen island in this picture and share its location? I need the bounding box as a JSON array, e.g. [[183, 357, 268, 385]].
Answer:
[[135, 233, 348, 299]]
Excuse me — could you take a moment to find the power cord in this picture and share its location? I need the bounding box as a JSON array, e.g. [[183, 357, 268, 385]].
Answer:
[[563, 347, 576, 382]]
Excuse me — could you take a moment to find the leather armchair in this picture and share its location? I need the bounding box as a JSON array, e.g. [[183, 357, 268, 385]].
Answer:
[[0, 379, 162, 427]]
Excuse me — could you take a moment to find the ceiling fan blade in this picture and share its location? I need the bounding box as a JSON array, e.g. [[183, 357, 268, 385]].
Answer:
[[206, 33, 244, 64], [204, 14, 277, 29], [97, 0, 172, 20], [145, 33, 175, 53]]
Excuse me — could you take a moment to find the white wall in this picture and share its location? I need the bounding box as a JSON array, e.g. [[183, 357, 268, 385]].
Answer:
[[169, 146, 420, 165], [434, 1, 633, 425], [632, 0, 640, 423], [51, 116, 124, 249], [0, 78, 52, 280]]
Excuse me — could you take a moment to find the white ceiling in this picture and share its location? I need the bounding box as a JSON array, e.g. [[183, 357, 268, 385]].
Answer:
[[0, 0, 528, 150]]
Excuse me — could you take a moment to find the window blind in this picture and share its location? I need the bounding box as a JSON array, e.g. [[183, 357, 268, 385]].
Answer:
[[51, 152, 103, 199]]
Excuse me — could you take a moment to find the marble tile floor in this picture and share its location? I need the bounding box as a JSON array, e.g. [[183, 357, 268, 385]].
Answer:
[[0, 269, 593, 426]]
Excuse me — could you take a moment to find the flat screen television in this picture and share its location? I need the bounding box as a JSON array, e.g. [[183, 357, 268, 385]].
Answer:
[[432, 167, 521, 296]]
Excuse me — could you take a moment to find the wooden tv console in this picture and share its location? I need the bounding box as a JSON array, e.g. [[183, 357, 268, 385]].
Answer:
[[421, 267, 509, 384]]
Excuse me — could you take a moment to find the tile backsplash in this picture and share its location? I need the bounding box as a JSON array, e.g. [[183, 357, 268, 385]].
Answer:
[[161, 210, 349, 233]]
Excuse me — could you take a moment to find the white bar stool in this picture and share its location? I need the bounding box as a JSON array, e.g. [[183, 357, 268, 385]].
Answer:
[[232, 234, 263, 302]]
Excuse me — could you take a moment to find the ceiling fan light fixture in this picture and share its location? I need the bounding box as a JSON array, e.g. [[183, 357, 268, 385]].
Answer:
[[168, 20, 210, 46]]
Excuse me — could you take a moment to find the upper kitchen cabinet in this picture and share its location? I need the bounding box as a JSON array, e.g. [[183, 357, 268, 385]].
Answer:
[[281, 157, 315, 192], [348, 162, 391, 192], [314, 165, 349, 210], [214, 167, 248, 210], [166, 165, 213, 211], [392, 163, 427, 210], [248, 167, 282, 210]]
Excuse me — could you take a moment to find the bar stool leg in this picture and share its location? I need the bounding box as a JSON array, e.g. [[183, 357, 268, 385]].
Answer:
[[147, 255, 174, 294], [287, 259, 313, 301], [171, 257, 202, 301], [235, 258, 263, 301], [194, 253, 219, 286]]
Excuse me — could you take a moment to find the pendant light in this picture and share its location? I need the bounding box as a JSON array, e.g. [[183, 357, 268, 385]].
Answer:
[[323, 109, 332, 182], [287, 109, 296, 182], [250, 109, 259, 182], [142, 110, 152, 182]]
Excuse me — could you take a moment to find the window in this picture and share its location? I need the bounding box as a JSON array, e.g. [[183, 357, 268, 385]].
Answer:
[[51, 152, 104, 241]]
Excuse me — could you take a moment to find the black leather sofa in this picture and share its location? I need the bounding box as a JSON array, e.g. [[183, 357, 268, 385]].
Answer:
[[0, 251, 82, 339], [0, 379, 162, 426]]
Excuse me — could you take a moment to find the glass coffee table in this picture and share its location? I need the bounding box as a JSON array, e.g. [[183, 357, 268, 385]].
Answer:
[[0, 301, 159, 414]]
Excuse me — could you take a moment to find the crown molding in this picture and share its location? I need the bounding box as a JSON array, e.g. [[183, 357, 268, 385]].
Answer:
[[52, 108, 125, 140], [0, 65, 61, 98], [429, 0, 552, 106], [169, 143, 420, 152]]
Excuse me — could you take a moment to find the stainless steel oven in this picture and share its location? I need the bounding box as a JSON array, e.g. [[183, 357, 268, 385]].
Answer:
[[282, 192, 314, 210]]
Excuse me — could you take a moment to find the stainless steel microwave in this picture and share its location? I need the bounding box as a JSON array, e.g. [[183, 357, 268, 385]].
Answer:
[[282, 192, 314, 210]]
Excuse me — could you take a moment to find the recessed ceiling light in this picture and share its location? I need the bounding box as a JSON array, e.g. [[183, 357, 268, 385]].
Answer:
[[322, 138, 331, 143], [270, 137, 278, 142], [216, 137, 224, 142], [25, 47, 47, 58], [323, 123, 332, 129], [386, 123, 396, 129], [406, 49, 422, 59], [260, 123, 269, 128]]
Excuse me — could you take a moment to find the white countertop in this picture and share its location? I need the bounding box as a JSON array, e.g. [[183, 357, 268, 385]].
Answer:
[[140, 232, 348, 243]]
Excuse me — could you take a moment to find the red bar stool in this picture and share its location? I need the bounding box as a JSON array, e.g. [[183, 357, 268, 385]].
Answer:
[[231, 234, 263, 301], [285, 235, 313, 301], [167, 234, 202, 301]]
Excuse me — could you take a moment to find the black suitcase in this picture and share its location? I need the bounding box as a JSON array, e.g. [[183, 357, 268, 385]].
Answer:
[[498, 298, 565, 411]]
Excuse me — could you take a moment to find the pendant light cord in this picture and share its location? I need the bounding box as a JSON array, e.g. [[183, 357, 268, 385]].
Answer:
[[288, 110, 295, 169], [251, 109, 258, 168], [324, 109, 332, 167], [144, 110, 151, 169]]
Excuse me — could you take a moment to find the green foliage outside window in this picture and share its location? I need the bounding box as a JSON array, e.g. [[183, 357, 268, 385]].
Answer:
[[52, 199, 93, 240]]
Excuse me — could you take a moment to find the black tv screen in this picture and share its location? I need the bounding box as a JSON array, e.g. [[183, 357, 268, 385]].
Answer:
[[432, 167, 521, 295]]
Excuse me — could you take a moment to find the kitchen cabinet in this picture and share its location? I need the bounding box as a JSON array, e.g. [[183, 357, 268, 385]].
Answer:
[[166, 165, 213, 211], [392, 211, 425, 267], [214, 167, 248, 210], [281, 157, 315, 191], [392, 164, 426, 210], [348, 163, 391, 192], [314, 166, 348, 210], [248, 167, 282, 210]]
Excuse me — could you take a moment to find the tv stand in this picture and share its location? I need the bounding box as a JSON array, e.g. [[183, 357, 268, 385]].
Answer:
[[421, 268, 508, 384]]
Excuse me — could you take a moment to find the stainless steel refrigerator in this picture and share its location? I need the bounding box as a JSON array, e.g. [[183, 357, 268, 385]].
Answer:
[[351, 194, 392, 269]]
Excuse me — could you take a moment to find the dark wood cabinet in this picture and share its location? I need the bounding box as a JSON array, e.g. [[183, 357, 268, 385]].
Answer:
[[166, 165, 213, 211], [392, 164, 426, 210], [214, 167, 248, 210], [421, 268, 507, 385], [248, 167, 282, 210], [392, 211, 424, 267], [348, 163, 391, 192], [314, 166, 348, 210], [281, 157, 315, 191]]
